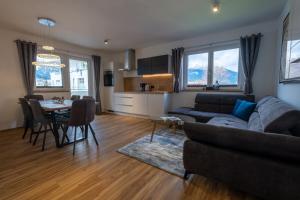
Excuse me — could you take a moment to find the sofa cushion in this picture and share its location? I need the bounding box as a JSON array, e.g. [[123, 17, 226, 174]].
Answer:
[[248, 112, 263, 132], [207, 116, 248, 130], [168, 107, 194, 115], [184, 122, 300, 162], [257, 97, 300, 134], [194, 93, 255, 114], [232, 100, 257, 121], [186, 111, 233, 123]]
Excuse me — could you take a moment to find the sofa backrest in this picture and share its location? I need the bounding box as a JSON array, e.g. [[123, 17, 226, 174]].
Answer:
[[255, 96, 300, 135], [194, 93, 255, 114]]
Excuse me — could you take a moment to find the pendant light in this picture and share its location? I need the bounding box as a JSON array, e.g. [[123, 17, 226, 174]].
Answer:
[[32, 17, 65, 68]]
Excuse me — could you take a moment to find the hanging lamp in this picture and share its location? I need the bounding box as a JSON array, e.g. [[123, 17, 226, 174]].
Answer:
[[32, 17, 65, 68]]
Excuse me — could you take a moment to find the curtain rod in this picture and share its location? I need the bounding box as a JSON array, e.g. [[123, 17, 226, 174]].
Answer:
[[184, 34, 264, 50]]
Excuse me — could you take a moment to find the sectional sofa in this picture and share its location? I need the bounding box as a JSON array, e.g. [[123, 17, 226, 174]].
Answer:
[[169, 93, 300, 200]]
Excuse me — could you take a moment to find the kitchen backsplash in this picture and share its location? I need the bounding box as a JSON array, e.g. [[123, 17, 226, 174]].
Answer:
[[124, 75, 173, 92]]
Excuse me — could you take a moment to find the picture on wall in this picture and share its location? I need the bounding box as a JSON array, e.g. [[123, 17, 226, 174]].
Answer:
[[280, 13, 300, 83]]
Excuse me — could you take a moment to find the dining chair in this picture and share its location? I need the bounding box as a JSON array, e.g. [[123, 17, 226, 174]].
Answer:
[[82, 96, 94, 100], [85, 98, 99, 146], [61, 99, 99, 155], [24, 94, 44, 101], [70, 95, 80, 100], [29, 100, 54, 151], [19, 98, 35, 142]]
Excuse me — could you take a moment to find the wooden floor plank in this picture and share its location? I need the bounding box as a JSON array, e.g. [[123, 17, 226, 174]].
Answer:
[[0, 114, 256, 200]]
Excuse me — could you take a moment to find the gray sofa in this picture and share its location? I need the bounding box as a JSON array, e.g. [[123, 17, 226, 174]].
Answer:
[[169, 93, 255, 123], [171, 94, 300, 200]]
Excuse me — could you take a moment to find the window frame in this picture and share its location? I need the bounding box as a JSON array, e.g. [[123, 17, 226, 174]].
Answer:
[[68, 56, 94, 97], [33, 51, 94, 95], [33, 52, 68, 92], [183, 42, 243, 90]]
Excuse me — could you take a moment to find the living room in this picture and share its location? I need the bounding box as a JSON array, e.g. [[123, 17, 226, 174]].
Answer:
[[0, 0, 299, 200]]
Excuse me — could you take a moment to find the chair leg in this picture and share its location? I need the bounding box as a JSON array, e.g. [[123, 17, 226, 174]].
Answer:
[[89, 124, 99, 146], [33, 124, 43, 146], [184, 170, 190, 180], [61, 125, 69, 145], [29, 128, 34, 143], [73, 127, 77, 155], [80, 126, 84, 138], [85, 125, 88, 139], [22, 122, 28, 139], [42, 124, 47, 151]]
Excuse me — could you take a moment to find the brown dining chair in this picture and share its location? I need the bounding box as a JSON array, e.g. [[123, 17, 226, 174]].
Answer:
[[82, 96, 94, 100], [24, 94, 44, 101], [71, 95, 80, 101], [19, 98, 36, 142], [29, 100, 54, 151], [61, 99, 99, 155]]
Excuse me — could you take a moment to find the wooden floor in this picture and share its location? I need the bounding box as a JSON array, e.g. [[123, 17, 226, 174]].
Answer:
[[0, 114, 256, 200]]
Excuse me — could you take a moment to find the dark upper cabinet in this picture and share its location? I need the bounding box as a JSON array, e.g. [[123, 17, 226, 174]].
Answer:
[[137, 58, 152, 75], [137, 55, 170, 75]]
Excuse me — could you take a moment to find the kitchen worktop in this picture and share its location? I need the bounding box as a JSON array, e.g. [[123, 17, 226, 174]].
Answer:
[[115, 91, 171, 94]]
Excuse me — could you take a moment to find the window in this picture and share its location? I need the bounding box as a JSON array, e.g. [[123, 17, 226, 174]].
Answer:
[[213, 48, 240, 86], [186, 53, 209, 86], [184, 44, 241, 88], [69, 58, 89, 97], [35, 56, 63, 88]]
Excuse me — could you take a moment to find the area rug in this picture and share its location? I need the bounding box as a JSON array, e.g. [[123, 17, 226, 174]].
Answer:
[[117, 130, 187, 177]]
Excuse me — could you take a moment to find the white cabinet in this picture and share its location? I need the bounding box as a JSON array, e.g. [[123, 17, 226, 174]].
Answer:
[[113, 92, 169, 117], [147, 94, 169, 117]]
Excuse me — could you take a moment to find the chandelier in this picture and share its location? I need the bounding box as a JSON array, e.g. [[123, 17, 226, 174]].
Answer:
[[32, 17, 65, 68]]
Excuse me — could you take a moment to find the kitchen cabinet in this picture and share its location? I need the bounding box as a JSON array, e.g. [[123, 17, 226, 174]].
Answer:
[[113, 92, 170, 117], [137, 55, 171, 75], [137, 58, 152, 75]]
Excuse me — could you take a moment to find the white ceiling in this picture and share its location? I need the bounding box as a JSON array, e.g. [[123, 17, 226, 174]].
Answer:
[[0, 0, 286, 50]]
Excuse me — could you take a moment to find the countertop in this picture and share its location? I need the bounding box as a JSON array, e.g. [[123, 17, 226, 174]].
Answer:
[[114, 91, 171, 94]]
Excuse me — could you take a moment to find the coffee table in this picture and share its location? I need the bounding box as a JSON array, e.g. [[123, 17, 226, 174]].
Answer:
[[149, 115, 195, 142]]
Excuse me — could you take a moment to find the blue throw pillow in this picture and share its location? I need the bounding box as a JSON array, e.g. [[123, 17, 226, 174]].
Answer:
[[232, 100, 257, 121], [232, 99, 243, 114]]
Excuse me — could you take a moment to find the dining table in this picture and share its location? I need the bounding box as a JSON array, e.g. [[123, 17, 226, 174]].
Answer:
[[39, 100, 73, 148]]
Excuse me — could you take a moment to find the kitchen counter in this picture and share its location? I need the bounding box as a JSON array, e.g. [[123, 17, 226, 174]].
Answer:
[[115, 91, 171, 94], [113, 92, 171, 116]]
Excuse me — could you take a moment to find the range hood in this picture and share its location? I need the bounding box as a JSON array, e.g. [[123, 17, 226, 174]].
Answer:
[[119, 49, 136, 71]]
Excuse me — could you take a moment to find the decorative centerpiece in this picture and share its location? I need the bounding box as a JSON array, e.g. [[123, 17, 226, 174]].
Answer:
[[52, 96, 65, 104]]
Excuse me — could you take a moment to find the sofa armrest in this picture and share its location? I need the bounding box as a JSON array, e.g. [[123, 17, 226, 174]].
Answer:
[[184, 122, 300, 162]]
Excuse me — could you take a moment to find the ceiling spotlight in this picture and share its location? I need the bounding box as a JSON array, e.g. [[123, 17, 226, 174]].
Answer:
[[104, 39, 109, 45], [212, 0, 220, 13]]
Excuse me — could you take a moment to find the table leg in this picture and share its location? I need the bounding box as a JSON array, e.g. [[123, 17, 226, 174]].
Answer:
[[150, 121, 157, 143], [50, 111, 61, 148]]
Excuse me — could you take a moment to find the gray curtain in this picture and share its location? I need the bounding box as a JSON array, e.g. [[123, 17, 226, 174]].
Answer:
[[92, 55, 102, 115], [16, 40, 37, 95], [240, 33, 262, 94], [172, 47, 184, 93]]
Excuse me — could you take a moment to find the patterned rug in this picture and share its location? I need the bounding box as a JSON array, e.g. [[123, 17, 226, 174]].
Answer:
[[117, 130, 187, 177]]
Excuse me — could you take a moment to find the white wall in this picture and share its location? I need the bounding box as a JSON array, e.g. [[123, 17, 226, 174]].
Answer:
[[134, 20, 279, 109], [275, 0, 300, 109], [0, 27, 113, 130]]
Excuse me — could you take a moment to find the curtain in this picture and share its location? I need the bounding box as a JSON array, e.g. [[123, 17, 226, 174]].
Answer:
[[92, 55, 102, 115], [172, 47, 184, 93], [240, 33, 262, 94], [16, 40, 37, 95]]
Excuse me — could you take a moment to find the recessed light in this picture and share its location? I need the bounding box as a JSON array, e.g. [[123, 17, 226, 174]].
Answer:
[[212, 0, 220, 13], [104, 39, 109, 45]]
